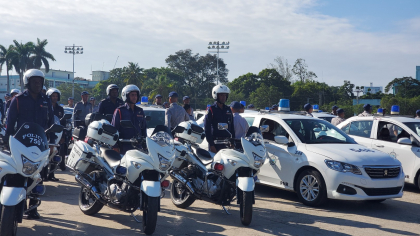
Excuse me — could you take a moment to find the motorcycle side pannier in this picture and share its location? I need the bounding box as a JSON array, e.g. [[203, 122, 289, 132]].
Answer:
[[72, 126, 87, 140], [86, 121, 119, 146], [66, 141, 94, 173]]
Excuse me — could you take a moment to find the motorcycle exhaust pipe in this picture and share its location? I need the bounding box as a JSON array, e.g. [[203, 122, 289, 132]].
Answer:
[[169, 170, 195, 194], [75, 174, 101, 200]]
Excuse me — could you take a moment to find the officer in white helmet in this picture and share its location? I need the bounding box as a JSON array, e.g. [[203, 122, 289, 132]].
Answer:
[[6, 69, 55, 219], [111, 85, 147, 154], [98, 84, 124, 116], [204, 85, 235, 153]]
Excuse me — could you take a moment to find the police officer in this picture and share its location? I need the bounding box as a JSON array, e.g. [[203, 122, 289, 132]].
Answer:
[[358, 104, 373, 117], [331, 108, 345, 126], [6, 69, 54, 219], [111, 85, 146, 154], [416, 110, 420, 119], [304, 103, 313, 117], [90, 97, 99, 113], [73, 91, 93, 127], [5, 89, 20, 116], [154, 94, 163, 106], [165, 92, 190, 130], [204, 85, 235, 153], [64, 97, 74, 108], [0, 98, 3, 123], [247, 104, 255, 110], [183, 96, 194, 117], [98, 84, 124, 116], [331, 105, 338, 115], [230, 101, 249, 138]]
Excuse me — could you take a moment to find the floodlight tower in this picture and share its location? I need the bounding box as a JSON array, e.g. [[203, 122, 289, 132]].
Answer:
[[64, 44, 84, 98], [208, 41, 229, 85]]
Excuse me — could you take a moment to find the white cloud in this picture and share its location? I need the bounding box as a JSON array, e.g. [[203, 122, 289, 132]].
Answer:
[[0, 0, 419, 88]]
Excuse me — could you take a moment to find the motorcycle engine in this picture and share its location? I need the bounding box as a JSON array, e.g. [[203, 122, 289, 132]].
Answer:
[[104, 182, 127, 203], [192, 174, 222, 197]]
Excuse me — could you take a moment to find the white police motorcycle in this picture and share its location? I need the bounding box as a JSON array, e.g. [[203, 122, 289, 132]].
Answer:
[[169, 121, 267, 226], [0, 122, 63, 236], [67, 118, 175, 235]]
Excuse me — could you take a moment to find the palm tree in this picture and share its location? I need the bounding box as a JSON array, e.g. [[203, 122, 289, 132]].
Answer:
[[0, 44, 12, 92], [29, 38, 55, 72], [9, 40, 34, 90], [143, 74, 175, 101], [122, 62, 145, 86]]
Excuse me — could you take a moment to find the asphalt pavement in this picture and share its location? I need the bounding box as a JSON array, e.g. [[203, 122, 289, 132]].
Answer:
[[18, 169, 420, 236]]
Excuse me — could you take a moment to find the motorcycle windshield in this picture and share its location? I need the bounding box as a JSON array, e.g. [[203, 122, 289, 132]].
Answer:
[[13, 122, 49, 152]]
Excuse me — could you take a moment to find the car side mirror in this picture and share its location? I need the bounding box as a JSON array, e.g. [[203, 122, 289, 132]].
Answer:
[[218, 123, 228, 130], [120, 120, 135, 129], [145, 116, 152, 121], [274, 135, 289, 145], [397, 137, 412, 145], [260, 125, 269, 133]]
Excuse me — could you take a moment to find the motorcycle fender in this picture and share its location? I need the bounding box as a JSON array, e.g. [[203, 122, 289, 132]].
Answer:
[[1, 187, 26, 206], [0, 161, 17, 180], [236, 177, 255, 192], [141, 180, 161, 197]]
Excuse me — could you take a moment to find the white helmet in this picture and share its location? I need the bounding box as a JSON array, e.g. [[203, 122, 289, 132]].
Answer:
[[10, 89, 20, 95], [23, 69, 45, 86], [106, 84, 119, 96], [121, 85, 140, 103], [212, 84, 230, 100], [46, 88, 61, 101]]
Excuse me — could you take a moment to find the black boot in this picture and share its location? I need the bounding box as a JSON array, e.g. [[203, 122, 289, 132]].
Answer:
[[24, 198, 41, 220], [48, 172, 59, 182], [59, 156, 66, 171]]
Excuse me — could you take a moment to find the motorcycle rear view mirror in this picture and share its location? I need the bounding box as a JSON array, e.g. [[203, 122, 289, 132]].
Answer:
[[46, 124, 64, 133], [61, 113, 72, 121], [260, 125, 269, 133], [274, 135, 289, 145], [218, 123, 228, 130], [145, 115, 152, 121], [120, 120, 135, 129]]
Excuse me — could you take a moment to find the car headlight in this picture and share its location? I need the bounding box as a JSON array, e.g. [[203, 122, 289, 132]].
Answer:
[[151, 131, 174, 148], [22, 155, 41, 175], [158, 153, 171, 171], [253, 152, 265, 168], [324, 160, 362, 175]]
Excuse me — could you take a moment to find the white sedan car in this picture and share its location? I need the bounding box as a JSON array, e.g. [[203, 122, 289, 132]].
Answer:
[[337, 116, 420, 189], [137, 105, 166, 136], [312, 112, 336, 123], [240, 113, 404, 206]]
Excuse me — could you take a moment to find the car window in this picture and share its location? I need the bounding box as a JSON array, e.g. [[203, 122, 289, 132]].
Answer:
[[283, 119, 355, 144], [347, 121, 372, 138], [143, 110, 165, 129], [377, 121, 408, 142], [341, 123, 350, 134], [244, 117, 255, 127], [403, 122, 420, 137], [259, 118, 290, 141], [318, 117, 333, 123]]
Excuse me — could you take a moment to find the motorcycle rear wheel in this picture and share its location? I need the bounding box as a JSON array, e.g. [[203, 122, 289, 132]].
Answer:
[[0, 205, 18, 236], [170, 180, 195, 209], [79, 187, 104, 215], [240, 191, 253, 226], [142, 195, 158, 235]]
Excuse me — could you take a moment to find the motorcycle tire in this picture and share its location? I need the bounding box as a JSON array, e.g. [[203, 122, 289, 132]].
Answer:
[[79, 187, 104, 215], [170, 180, 195, 209], [142, 195, 159, 235], [239, 191, 253, 226], [0, 205, 18, 236]]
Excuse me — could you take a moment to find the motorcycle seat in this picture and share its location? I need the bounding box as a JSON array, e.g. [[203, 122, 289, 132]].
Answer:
[[100, 147, 122, 167], [192, 146, 212, 165]]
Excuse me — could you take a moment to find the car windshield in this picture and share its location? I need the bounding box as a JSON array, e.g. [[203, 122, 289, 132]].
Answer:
[[317, 117, 333, 123], [143, 110, 165, 129], [403, 122, 420, 136], [284, 119, 356, 144]]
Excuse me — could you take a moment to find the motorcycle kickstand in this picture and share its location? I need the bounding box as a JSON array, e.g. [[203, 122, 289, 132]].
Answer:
[[222, 206, 231, 215], [130, 212, 142, 223]]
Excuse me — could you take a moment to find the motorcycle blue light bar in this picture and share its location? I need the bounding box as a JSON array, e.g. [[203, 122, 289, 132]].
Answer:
[[52, 155, 62, 163], [391, 105, 400, 114], [116, 166, 127, 175], [279, 99, 290, 111]]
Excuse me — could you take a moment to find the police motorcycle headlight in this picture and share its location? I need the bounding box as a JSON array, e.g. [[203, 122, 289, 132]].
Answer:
[[151, 131, 174, 148], [246, 132, 265, 148], [22, 155, 42, 175], [253, 152, 265, 168], [324, 160, 362, 175], [158, 153, 171, 171], [66, 122, 72, 130]]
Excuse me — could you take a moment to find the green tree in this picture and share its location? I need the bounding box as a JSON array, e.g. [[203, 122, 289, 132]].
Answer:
[[258, 68, 293, 97], [228, 73, 259, 98], [9, 40, 35, 90], [385, 77, 420, 98], [0, 44, 14, 92], [269, 56, 294, 81], [29, 38, 55, 72], [57, 83, 93, 104], [122, 62, 145, 86], [292, 58, 317, 83], [91, 68, 126, 101], [142, 74, 176, 102], [249, 84, 283, 109]]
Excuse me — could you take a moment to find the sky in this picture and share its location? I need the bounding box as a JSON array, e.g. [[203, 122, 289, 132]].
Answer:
[[0, 0, 419, 89]]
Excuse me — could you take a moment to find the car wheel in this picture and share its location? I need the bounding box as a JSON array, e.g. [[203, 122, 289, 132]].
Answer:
[[296, 169, 327, 206]]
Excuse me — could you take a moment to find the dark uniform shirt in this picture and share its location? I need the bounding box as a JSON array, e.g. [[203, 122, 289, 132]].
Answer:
[[52, 103, 64, 119], [98, 97, 124, 116], [6, 90, 54, 137], [111, 103, 147, 154], [204, 102, 235, 151]]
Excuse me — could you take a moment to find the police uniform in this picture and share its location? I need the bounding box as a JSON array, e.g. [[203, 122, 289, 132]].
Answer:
[[73, 101, 93, 127], [111, 103, 147, 154], [98, 97, 124, 116], [306, 112, 313, 117], [165, 103, 190, 130], [331, 117, 345, 126], [204, 102, 235, 151], [52, 103, 64, 119], [358, 111, 372, 117]]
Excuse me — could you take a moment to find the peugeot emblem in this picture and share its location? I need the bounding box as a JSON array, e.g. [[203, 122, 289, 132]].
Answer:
[[24, 125, 29, 129], [384, 169, 388, 176]]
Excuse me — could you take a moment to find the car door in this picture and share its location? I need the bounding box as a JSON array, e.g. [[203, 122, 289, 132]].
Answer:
[[372, 121, 415, 179], [340, 119, 374, 148], [258, 118, 295, 189]]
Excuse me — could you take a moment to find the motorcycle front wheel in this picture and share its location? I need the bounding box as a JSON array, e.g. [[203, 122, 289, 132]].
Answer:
[[79, 187, 104, 215], [0, 205, 18, 236], [239, 191, 253, 226], [142, 195, 158, 235], [170, 180, 195, 209]]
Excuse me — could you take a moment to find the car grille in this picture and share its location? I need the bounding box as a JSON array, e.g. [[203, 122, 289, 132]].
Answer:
[[364, 166, 400, 179], [357, 186, 403, 196]]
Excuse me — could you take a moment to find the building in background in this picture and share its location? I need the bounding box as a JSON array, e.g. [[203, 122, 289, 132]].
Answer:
[[363, 83, 383, 94], [416, 66, 420, 80], [91, 71, 110, 81]]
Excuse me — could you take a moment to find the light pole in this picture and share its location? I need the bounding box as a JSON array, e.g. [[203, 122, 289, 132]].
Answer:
[[64, 44, 83, 98], [353, 85, 364, 105], [208, 41, 229, 85]]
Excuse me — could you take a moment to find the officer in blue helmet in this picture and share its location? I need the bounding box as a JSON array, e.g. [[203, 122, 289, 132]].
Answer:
[[304, 103, 313, 117], [416, 110, 420, 119], [154, 94, 163, 106], [358, 104, 373, 117], [331, 105, 338, 115], [98, 84, 124, 116], [247, 104, 255, 110], [331, 108, 345, 126], [111, 85, 146, 154]]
